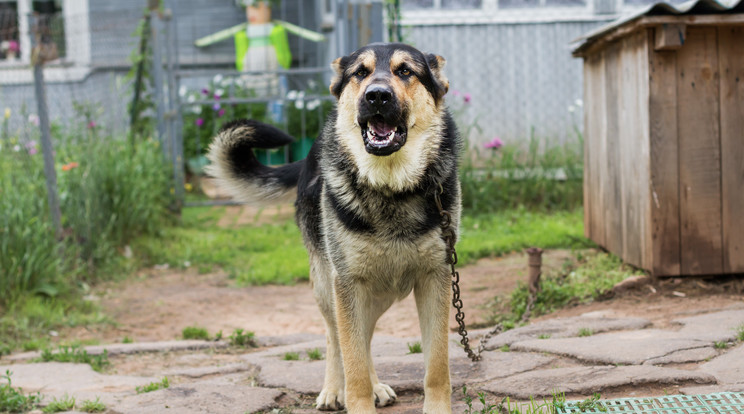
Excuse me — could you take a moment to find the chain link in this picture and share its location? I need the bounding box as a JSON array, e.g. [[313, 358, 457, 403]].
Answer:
[[434, 184, 537, 362]]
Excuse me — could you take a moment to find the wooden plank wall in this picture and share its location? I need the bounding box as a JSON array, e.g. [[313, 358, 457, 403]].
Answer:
[[583, 53, 607, 247], [676, 27, 723, 275], [719, 26, 744, 273], [648, 32, 682, 276]]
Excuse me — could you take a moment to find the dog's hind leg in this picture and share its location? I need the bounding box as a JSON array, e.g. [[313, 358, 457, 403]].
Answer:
[[311, 253, 346, 411], [414, 269, 452, 414]]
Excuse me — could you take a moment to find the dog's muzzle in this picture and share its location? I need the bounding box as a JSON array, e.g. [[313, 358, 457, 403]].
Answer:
[[358, 84, 407, 157]]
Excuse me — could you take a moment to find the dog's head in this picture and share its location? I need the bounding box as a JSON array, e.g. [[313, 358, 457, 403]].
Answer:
[[330, 43, 449, 157]]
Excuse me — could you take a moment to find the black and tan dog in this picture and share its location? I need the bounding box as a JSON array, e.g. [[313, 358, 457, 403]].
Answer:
[[207, 43, 460, 413]]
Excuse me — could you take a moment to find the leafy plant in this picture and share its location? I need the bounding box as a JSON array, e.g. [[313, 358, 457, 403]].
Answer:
[[714, 341, 728, 349], [228, 329, 255, 347], [407, 342, 422, 354], [736, 324, 744, 342], [306, 348, 323, 361], [538, 334, 551, 339], [37, 346, 110, 372], [181, 326, 210, 340], [0, 370, 41, 413], [79, 397, 106, 413], [135, 377, 169, 394], [42, 394, 75, 413], [122, 336, 133, 344], [578, 328, 593, 337], [283, 352, 300, 361]]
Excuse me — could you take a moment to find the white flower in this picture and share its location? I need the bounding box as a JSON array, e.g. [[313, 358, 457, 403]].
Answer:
[[575, 99, 583, 107], [187, 94, 196, 103], [192, 105, 202, 114], [295, 99, 304, 110], [568, 105, 576, 113], [286, 90, 298, 100], [215, 88, 225, 98], [213, 74, 223, 85], [297, 90, 306, 100], [28, 114, 40, 126], [13, 145, 20, 152], [307, 99, 321, 111], [179, 85, 188, 97], [307, 79, 318, 90]]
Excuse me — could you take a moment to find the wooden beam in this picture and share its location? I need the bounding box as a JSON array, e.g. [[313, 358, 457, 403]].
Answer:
[[655, 24, 686, 51]]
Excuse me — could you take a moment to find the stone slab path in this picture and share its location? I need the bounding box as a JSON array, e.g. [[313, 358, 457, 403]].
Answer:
[[1, 307, 743, 413]]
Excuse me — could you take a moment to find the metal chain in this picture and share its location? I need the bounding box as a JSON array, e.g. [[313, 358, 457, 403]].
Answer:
[[434, 184, 537, 362]]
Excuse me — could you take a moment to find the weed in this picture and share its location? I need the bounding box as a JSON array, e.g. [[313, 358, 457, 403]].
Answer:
[[538, 334, 551, 339], [307, 348, 323, 361], [578, 328, 593, 337], [42, 394, 75, 413], [573, 393, 607, 412], [22, 338, 46, 351], [462, 386, 567, 414], [283, 352, 300, 361], [79, 397, 106, 413], [736, 325, 744, 342], [122, 336, 133, 344], [499, 345, 510, 352], [182, 326, 210, 340], [135, 377, 169, 394], [714, 341, 728, 349], [228, 329, 255, 347], [214, 330, 223, 341], [37, 346, 110, 372], [0, 370, 41, 412], [407, 342, 422, 354]]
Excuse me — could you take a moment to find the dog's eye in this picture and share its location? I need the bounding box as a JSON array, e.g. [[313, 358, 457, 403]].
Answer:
[[354, 68, 369, 78], [397, 68, 411, 77]]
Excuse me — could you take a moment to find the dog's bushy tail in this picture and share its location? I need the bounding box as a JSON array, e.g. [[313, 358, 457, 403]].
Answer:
[[205, 119, 303, 204]]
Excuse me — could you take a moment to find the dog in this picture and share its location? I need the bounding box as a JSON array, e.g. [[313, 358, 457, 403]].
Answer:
[[206, 43, 460, 413]]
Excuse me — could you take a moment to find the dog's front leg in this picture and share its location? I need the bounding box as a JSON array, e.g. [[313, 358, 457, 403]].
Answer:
[[334, 280, 377, 413], [414, 270, 452, 413]]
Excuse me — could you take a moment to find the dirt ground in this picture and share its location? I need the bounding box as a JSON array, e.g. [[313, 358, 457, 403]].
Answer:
[[69, 248, 744, 346]]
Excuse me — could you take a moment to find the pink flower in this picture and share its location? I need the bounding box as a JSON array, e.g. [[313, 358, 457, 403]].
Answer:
[[28, 114, 40, 126], [28, 147, 38, 155], [87, 121, 96, 129], [212, 103, 221, 111], [195, 118, 204, 127], [484, 137, 503, 150], [217, 108, 225, 117], [213, 93, 221, 101], [201, 88, 209, 95], [463, 93, 471, 104], [8, 40, 19, 53]]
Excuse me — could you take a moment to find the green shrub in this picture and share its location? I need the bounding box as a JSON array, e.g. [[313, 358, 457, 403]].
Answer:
[[0, 370, 41, 413], [181, 326, 210, 340], [407, 342, 422, 354], [283, 352, 300, 361], [228, 329, 255, 347], [42, 394, 75, 413], [79, 397, 106, 413], [37, 346, 110, 372], [135, 377, 169, 394], [307, 348, 323, 360]]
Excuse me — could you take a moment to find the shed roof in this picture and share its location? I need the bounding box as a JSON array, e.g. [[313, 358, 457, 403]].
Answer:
[[572, 0, 744, 56]]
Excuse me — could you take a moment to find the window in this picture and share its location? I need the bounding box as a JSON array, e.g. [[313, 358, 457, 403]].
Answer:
[[402, 0, 482, 10], [0, 1, 20, 61]]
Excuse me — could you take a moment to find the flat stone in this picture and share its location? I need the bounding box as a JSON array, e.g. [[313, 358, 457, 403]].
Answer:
[[164, 362, 256, 379], [673, 310, 744, 342], [642, 347, 718, 365], [0, 363, 155, 405], [680, 384, 744, 395], [255, 333, 325, 348], [511, 329, 710, 365], [698, 343, 744, 385], [243, 335, 555, 395], [111, 380, 282, 414], [6, 340, 229, 362], [484, 315, 652, 349], [481, 366, 716, 399]]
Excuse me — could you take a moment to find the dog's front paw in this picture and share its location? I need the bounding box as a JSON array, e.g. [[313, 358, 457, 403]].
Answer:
[[373, 382, 397, 407], [316, 387, 345, 411]]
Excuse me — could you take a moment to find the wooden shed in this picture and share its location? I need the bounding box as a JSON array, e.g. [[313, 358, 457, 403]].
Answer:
[[573, 0, 744, 277]]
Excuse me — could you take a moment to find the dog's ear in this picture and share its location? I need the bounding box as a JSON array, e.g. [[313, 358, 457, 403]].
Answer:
[[426, 54, 449, 99], [329, 56, 349, 98]]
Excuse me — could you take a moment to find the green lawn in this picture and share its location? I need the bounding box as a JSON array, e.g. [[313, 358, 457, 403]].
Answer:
[[132, 206, 591, 285]]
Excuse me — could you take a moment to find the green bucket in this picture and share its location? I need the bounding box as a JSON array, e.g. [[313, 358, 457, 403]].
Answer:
[[290, 137, 315, 162], [254, 148, 287, 166]]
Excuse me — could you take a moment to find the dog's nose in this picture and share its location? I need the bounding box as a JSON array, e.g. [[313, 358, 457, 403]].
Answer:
[[365, 85, 393, 110]]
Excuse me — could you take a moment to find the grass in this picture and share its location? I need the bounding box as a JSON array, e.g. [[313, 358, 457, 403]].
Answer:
[[736, 325, 744, 342], [79, 397, 106, 413], [283, 352, 300, 361], [497, 250, 639, 325], [307, 348, 323, 360], [42, 394, 75, 413], [228, 329, 256, 347], [36, 345, 110, 372], [714, 341, 728, 349], [135, 377, 169, 394], [181, 326, 210, 340], [0, 370, 41, 413], [132, 207, 309, 285], [122, 336, 133, 344], [538, 334, 551, 339], [462, 386, 572, 414], [578, 328, 594, 337], [407, 341, 422, 354]]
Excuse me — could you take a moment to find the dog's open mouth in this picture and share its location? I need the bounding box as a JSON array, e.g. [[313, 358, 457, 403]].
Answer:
[[361, 115, 407, 156]]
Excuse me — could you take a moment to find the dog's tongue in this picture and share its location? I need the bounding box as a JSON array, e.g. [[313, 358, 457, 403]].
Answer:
[[369, 117, 395, 136]]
